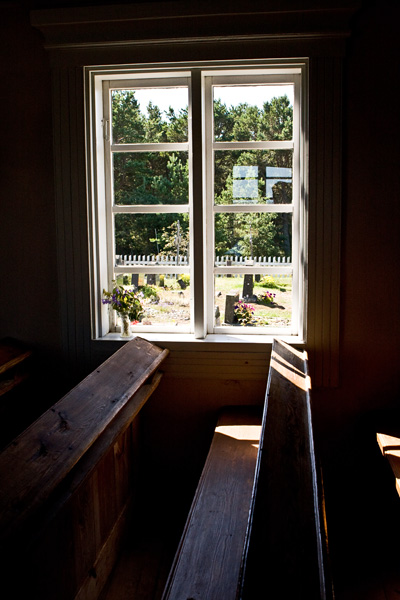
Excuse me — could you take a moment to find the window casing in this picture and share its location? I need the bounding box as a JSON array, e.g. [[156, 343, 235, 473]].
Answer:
[[88, 62, 308, 341]]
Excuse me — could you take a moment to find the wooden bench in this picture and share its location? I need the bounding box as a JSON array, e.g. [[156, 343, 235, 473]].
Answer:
[[377, 432, 400, 497], [162, 406, 262, 600], [0, 337, 168, 600], [162, 338, 332, 600], [0, 337, 32, 397]]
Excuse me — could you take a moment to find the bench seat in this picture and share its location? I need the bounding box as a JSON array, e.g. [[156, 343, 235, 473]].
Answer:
[[162, 407, 262, 600]]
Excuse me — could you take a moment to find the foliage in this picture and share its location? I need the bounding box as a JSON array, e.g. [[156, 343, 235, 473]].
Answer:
[[258, 290, 276, 305], [112, 89, 293, 259], [233, 300, 257, 326], [259, 275, 285, 290], [102, 283, 144, 321], [139, 284, 160, 302], [158, 218, 189, 258]]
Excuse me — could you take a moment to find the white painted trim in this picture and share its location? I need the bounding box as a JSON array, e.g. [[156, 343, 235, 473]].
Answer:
[[88, 62, 309, 343]]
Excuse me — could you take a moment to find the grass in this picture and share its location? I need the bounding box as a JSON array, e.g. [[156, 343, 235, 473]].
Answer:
[[214, 275, 292, 327]]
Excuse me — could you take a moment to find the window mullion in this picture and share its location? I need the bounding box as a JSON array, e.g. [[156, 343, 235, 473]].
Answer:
[[202, 74, 215, 335], [191, 69, 206, 338]]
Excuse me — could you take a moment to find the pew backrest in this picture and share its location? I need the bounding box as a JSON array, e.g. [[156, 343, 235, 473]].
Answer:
[[239, 338, 332, 599], [0, 337, 168, 600]]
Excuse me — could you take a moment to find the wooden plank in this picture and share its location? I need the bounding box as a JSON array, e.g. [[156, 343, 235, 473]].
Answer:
[[74, 496, 134, 600], [0, 338, 32, 396], [0, 337, 168, 549], [239, 338, 329, 600], [48, 372, 163, 532], [0, 338, 32, 376], [162, 407, 262, 600], [377, 432, 400, 496]]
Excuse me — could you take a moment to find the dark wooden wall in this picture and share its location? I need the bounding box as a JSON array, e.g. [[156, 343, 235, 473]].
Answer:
[[0, 3, 400, 592]]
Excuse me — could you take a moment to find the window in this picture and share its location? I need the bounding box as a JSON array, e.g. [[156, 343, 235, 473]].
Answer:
[[88, 63, 307, 340]]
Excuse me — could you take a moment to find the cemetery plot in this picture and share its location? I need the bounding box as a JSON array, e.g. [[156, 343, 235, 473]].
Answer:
[[116, 273, 191, 328], [214, 274, 292, 328]]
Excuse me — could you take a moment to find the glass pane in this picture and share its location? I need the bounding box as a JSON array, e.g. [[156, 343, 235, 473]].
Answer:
[[214, 273, 292, 328], [214, 212, 292, 260], [113, 273, 191, 329], [114, 213, 190, 259], [111, 88, 188, 144], [214, 150, 292, 205], [113, 152, 188, 205], [213, 85, 293, 142]]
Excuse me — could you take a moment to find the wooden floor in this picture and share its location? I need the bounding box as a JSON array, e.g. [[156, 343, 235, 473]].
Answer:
[[99, 512, 181, 600]]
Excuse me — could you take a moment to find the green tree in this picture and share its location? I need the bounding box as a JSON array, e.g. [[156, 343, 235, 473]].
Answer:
[[112, 90, 293, 261], [111, 90, 145, 143]]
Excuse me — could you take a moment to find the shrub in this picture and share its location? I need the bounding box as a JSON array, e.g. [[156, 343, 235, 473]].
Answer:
[[139, 284, 160, 302], [258, 290, 276, 305], [234, 300, 257, 326], [259, 275, 281, 289]]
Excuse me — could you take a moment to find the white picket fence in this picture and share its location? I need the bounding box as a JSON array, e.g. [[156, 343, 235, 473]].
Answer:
[[115, 254, 292, 281], [116, 254, 291, 268]]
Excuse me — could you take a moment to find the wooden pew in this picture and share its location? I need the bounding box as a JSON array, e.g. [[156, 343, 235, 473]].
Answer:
[[0, 337, 32, 397], [162, 406, 263, 600], [239, 338, 332, 599], [0, 337, 168, 600], [162, 338, 331, 600], [377, 432, 400, 497]]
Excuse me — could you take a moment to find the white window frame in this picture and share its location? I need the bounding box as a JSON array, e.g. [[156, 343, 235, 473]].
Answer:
[[87, 61, 308, 342], [202, 69, 305, 338]]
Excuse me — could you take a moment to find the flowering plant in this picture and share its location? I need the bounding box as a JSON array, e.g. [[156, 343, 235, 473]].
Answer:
[[258, 290, 276, 305], [234, 300, 257, 326], [102, 283, 144, 322]]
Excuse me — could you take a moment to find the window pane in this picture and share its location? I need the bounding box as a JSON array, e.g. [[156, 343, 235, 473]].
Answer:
[[213, 85, 293, 142], [113, 152, 188, 205], [114, 273, 191, 329], [114, 213, 190, 259], [112, 88, 188, 144], [214, 150, 292, 205], [214, 274, 292, 328], [214, 212, 292, 259]]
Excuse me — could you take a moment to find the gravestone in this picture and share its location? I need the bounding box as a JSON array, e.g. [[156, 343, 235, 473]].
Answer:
[[177, 278, 187, 289], [131, 274, 144, 289], [224, 293, 239, 324], [243, 274, 254, 298], [131, 274, 139, 289]]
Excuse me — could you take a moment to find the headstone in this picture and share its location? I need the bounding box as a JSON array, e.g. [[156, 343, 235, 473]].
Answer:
[[131, 274, 139, 289], [243, 274, 254, 298], [177, 278, 187, 289], [147, 274, 156, 285], [225, 293, 239, 324], [215, 305, 221, 326]]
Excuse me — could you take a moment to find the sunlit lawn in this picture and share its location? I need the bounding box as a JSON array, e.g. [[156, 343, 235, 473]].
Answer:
[[116, 274, 292, 327], [214, 275, 292, 327]]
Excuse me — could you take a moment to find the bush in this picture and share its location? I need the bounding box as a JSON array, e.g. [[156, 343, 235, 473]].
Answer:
[[258, 290, 276, 305], [139, 284, 160, 302], [234, 300, 257, 326], [259, 275, 281, 289]]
